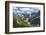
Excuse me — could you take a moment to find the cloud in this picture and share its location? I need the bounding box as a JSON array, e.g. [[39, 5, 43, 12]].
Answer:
[[13, 7, 40, 14]]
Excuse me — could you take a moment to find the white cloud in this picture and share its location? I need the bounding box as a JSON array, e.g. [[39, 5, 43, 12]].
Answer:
[[13, 7, 40, 14], [20, 8, 30, 11]]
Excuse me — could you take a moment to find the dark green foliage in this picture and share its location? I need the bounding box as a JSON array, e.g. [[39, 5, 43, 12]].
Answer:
[[31, 17, 40, 27]]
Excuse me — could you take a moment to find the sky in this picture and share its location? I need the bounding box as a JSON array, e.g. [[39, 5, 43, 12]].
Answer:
[[13, 7, 40, 14]]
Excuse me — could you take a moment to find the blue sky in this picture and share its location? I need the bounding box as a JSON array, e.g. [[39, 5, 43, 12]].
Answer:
[[13, 7, 40, 14]]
